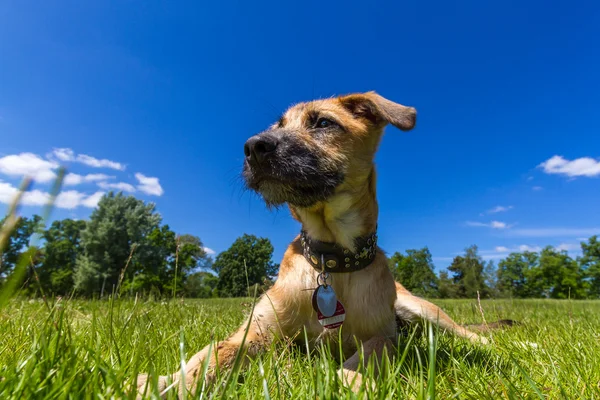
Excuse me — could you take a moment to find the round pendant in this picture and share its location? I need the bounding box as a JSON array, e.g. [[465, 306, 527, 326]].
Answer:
[[312, 285, 338, 317], [317, 301, 346, 329]]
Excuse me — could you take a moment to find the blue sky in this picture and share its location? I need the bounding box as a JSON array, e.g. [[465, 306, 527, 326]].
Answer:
[[1, 0, 599, 270]]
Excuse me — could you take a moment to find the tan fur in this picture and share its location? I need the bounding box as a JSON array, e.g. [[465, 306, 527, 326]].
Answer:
[[136, 92, 490, 399]]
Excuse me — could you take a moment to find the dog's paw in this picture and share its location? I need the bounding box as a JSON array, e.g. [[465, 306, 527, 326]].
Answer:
[[135, 373, 169, 399], [338, 369, 372, 393], [466, 333, 490, 345]]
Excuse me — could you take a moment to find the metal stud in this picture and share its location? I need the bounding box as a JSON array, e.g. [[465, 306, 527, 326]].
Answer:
[[344, 249, 349, 255], [326, 260, 337, 269], [345, 264, 351, 268], [355, 261, 359, 266], [367, 239, 372, 245], [345, 257, 350, 262], [310, 254, 318, 265]]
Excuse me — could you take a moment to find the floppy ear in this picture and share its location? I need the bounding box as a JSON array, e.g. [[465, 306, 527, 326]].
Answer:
[[339, 91, 417, 131]]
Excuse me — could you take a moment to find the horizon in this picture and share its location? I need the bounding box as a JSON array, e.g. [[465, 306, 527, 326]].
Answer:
[[1, 0, 599, 271]]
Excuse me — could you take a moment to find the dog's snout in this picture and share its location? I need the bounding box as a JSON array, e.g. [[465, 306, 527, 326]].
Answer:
[[244, 134, 279, 164]]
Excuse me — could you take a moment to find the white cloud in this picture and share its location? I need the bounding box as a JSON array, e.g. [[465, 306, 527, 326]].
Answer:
[[555, 243, 580, 252], [63, 174, 83, 186], [86, 173, 113, 181], [56, 191, 87, 209], [493, 245, 535, 252], [491, 245, 542, 254], [539, 155, 600, 178], [0, 181, 16, 204], [0, 153, 58, 183], [56, 190, 104, 209], [76, 154, 125, 171], [532, 186, 543, 191], [97, 181, 136, 193], [135, 173, 164, 196], [203, 247, 216, 256], [81, 191, 105, 208], [466, 220, 510, 229], [478, 244, 543, 260], [22, 190, 50, 206], [50, 148, 125, 171], [488, 205, 513, 214], [64, 173, 114, 186], [53, 148, 75, 162], [519, 245, 542, 252], [0, 180, 104, 209], [0, 148, 161, 207], [508, 227, 600, 238], [0, 181, 50, 206], [0, 184, 48, 207], [481, 254, 507, 261]]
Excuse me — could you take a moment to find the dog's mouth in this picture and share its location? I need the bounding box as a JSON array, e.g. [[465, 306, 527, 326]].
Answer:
[[242, 137, 344, 208]]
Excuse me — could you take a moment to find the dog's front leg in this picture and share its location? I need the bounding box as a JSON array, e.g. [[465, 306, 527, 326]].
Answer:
[[338, 336, 394, 393], [136, 294, 284, 399]]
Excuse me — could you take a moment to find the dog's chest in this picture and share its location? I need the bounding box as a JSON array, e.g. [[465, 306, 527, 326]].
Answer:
[[301, 268, 397, 350]]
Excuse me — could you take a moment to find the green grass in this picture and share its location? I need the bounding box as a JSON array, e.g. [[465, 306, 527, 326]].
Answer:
[[1, 297, 599, 399]]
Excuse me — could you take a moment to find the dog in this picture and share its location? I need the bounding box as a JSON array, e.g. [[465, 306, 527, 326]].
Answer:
[[136, 91, 510, 398]]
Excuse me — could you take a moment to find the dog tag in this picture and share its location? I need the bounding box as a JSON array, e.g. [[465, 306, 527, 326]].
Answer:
[[312, 285, 337, 317], [317, 301, 346, 329]]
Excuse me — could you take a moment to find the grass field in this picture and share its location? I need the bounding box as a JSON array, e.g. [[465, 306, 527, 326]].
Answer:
[[1, 297, 599, 399]]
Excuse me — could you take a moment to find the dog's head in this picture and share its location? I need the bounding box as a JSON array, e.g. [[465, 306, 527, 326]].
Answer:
[[242, 91, 416, 208]]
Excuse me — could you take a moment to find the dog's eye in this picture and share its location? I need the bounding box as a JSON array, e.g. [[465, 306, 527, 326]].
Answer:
[[316, 118, 335, 129]]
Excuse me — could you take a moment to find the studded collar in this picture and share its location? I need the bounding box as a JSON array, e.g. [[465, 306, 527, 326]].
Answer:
[[300, 230, 378, 273]]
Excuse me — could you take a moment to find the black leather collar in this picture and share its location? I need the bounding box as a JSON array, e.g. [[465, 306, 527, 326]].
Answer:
[[300, 230, 378, 273]]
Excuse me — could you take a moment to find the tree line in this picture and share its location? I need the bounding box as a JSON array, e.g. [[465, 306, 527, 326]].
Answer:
[[1, 191, 599, 299], [0, 192, 276, 299], [390, 240, 600, 299]]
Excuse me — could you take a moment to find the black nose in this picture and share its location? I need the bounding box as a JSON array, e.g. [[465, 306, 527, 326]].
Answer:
[[244, 134, 279, 164]]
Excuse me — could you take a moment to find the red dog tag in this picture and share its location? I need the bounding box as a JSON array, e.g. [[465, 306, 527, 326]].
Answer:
[[317, 301, 345, 329]]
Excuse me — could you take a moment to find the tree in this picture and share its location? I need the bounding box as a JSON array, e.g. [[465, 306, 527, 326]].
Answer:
[[123, 224, 177, 295], [483, 260, 499, 297], [438, 270, 459, 298], [581, 236, 600, 298], [497, 251, 538, 298], [0, 215, 42, 281], [447, 245, 489, 298], [37, 219, 87, 295], [162, 233, 208, 296], [528, 246, 586, 299], [213, 234, 278, 297], [177, 234, 208, 273], [73, 192, 162, 296], [184, 271, 218, 298], [389, 247, 439, 298]]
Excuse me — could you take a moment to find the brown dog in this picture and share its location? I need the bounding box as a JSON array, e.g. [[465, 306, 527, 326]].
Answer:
[[136, 91, 498, 398]]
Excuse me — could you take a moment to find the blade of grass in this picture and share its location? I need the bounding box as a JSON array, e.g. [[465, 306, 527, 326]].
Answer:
[[0, 168, 65, 309]]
